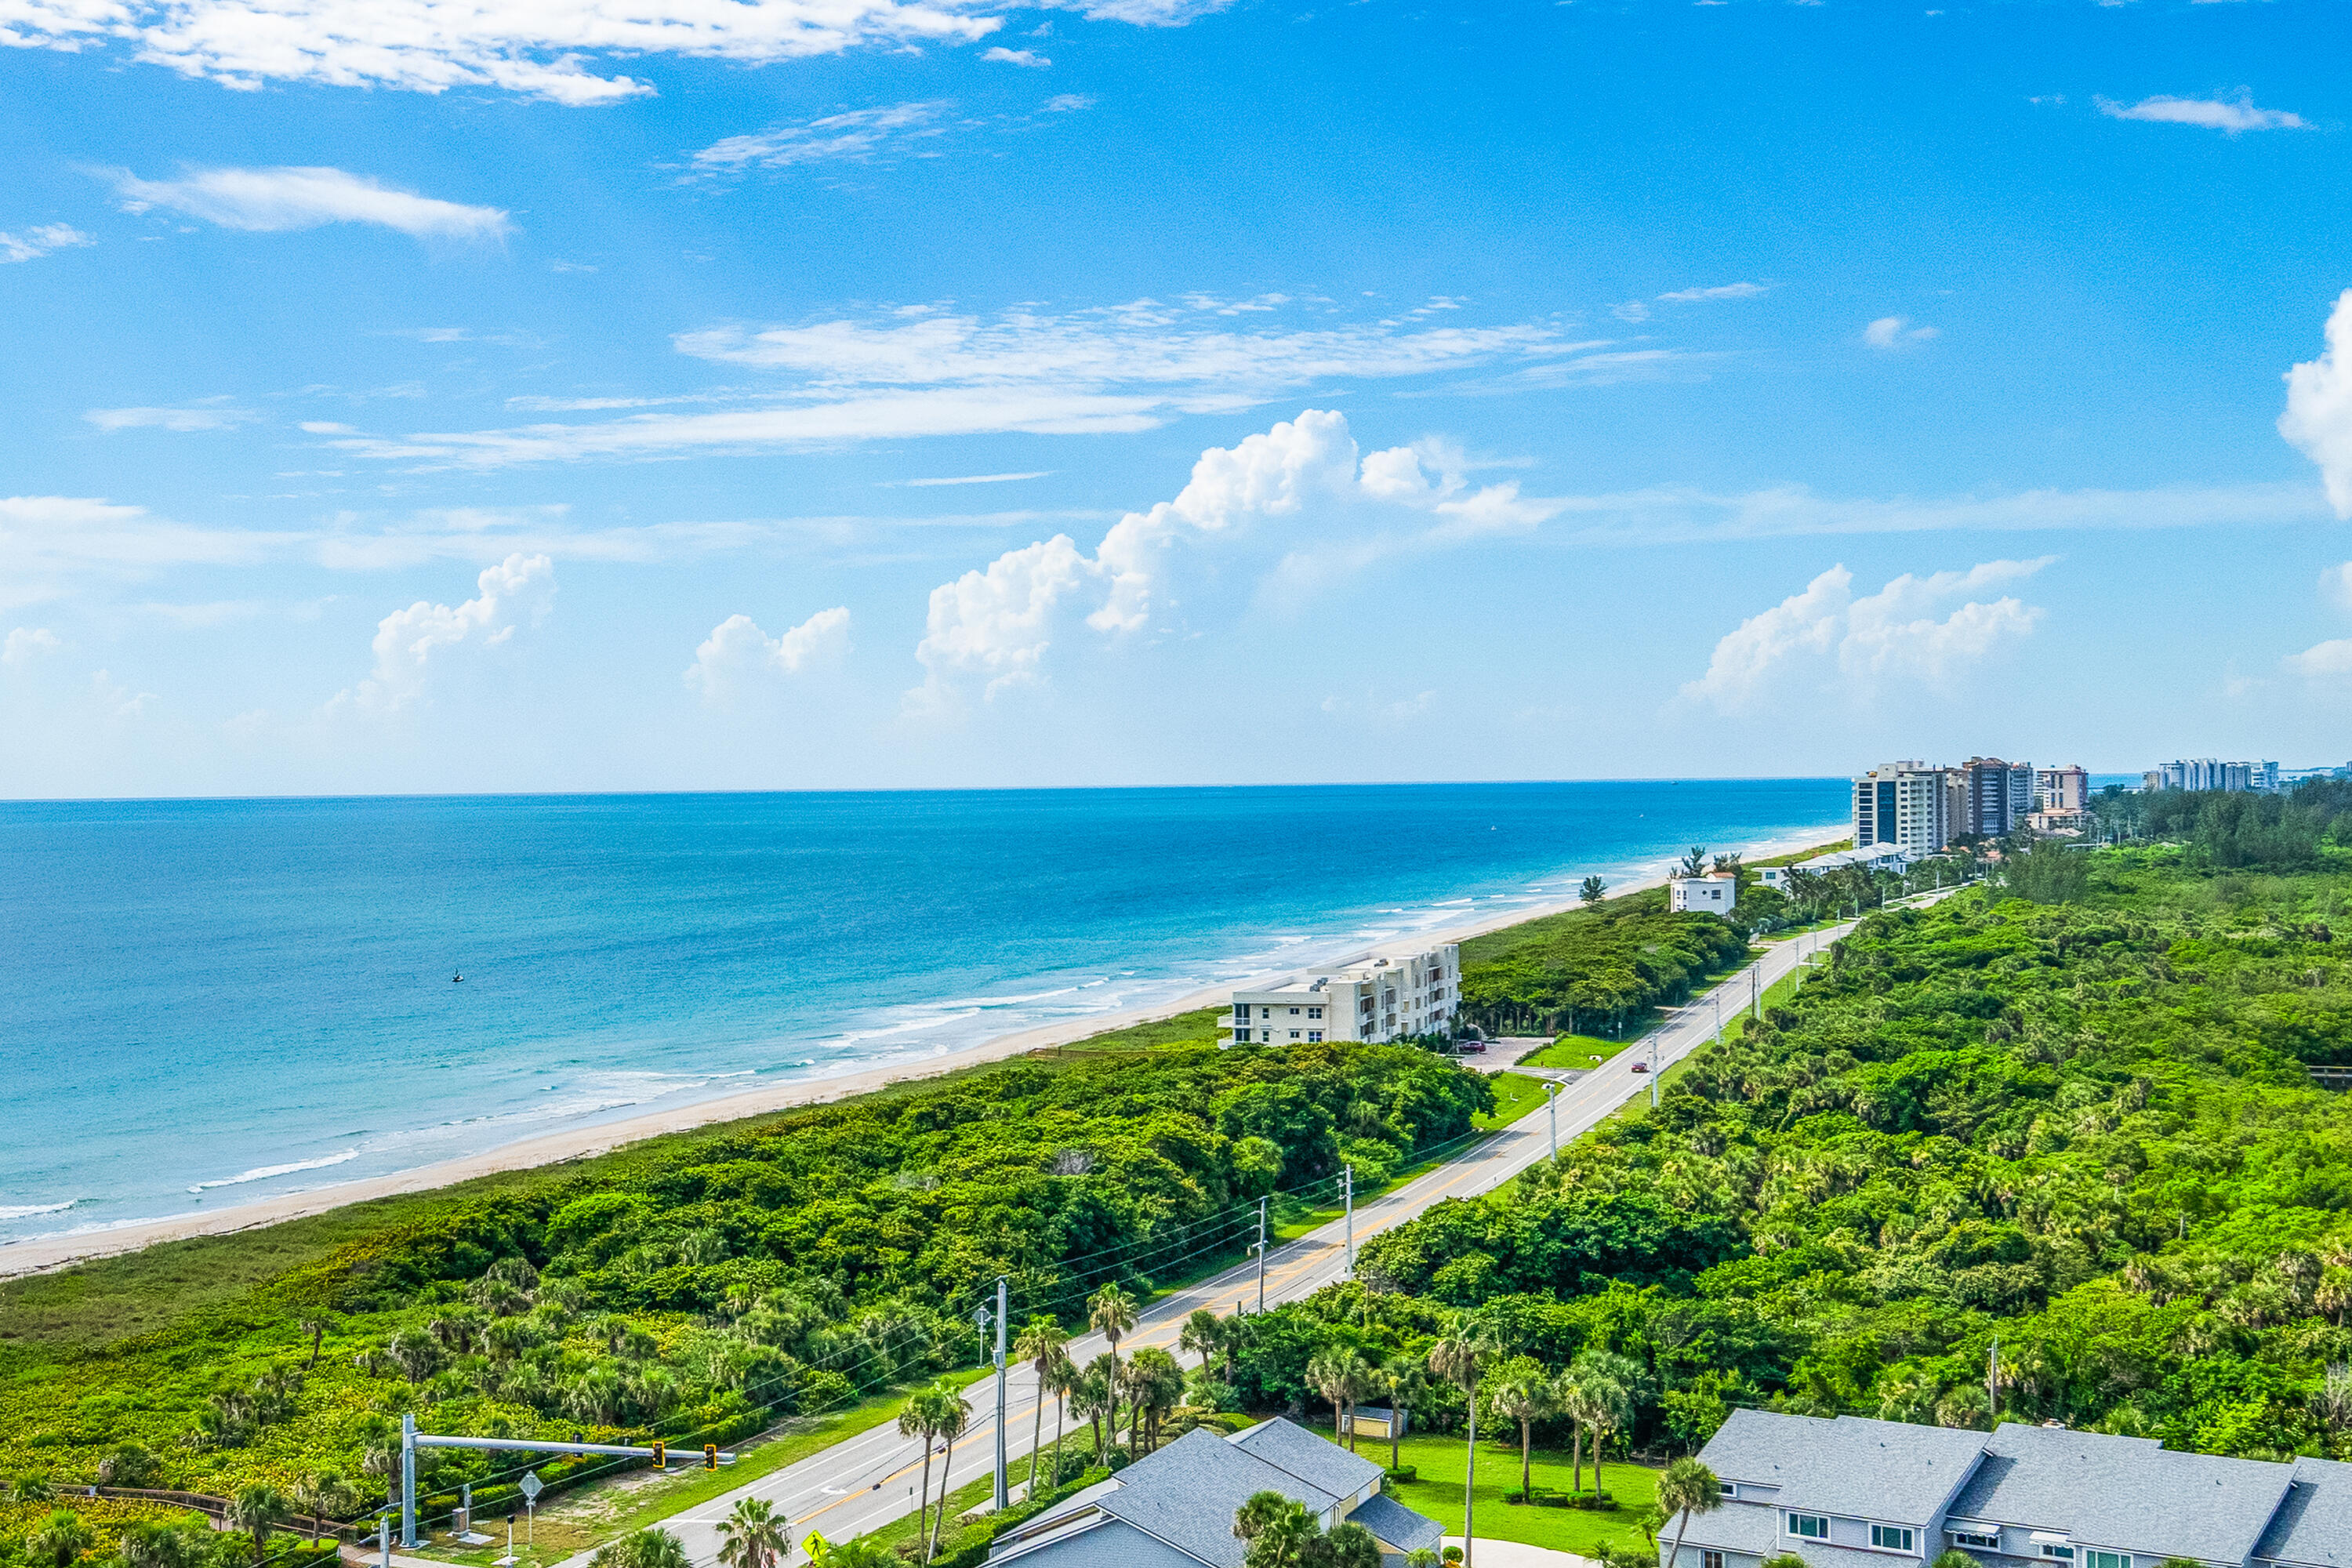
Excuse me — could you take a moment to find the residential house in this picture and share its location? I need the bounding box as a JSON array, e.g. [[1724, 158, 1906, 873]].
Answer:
[[1657, 1410, 2352, 1568], [989, 1418, 1444, 1568]]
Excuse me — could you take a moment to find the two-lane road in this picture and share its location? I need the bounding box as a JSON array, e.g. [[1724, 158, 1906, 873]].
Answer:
[[555, 921, 1860, 1568]]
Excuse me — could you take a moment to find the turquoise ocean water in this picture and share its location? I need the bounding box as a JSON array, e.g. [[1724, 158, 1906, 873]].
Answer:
[[0, 782, 1847, 1247]]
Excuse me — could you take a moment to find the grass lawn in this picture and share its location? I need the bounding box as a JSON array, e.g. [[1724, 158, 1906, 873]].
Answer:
[[1473, 1073, 1551, 1131], [1518, 1035, 1628, 1070], [1355, 1429, 1662, 1559]]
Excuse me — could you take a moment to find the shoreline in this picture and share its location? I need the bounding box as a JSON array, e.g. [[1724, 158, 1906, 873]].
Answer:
[[0, 819, 1844, 1279]]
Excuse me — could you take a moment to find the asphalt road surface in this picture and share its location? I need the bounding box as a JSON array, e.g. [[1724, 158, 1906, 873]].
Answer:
[[553, 920, 1865, 1568]]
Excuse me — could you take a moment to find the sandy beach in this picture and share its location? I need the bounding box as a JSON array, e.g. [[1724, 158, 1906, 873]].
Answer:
[[0, 821, 1841, 1279]]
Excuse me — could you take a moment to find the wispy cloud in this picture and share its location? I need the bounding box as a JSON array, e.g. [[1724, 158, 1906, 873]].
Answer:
[[316, 299, 1606, 468], [886, 471, 1054, 487], [2096, 91, 2308, 133], [7, 0, 1007, 106], [1, 223, 93, 263], [107, 166, 510, 240], [982, 45, 1048, 65], [84, 399, 258, 433], [690, 102, 957, 172], [1657, 281, 1769, 303]]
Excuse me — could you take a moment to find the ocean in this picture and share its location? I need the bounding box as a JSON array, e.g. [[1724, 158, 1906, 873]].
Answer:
[[0, 782, 1847, 1247]]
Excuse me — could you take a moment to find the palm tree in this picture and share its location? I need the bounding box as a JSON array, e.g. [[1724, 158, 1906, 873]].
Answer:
[[117, 1522, 199, 1568], [25, 1510, 94, 1568], [226, 1484, 286, 1568], [1657, 1458, 1722, 1568], [1679, 846, 1709, 878], [1305, 1348, 1356, 1441], [292, 1469, 355, 1545], [1488, 1367, 1553, 1501], [1579, 876, 1606, 906], [1179, 1308, 1224, 1372], [298, 1318, 329, 1369], [593, 1528, 691, 1568], [924, 1388, 971, 1563], [1125, 1348, 1187, 1454], [1380, 1362, 1428, 1475], [1570, 1351, 1639, 1500], [1076, 1353, 1120, 1465], [1232, 1491, 1318, 1568], [1088, 1283, 1137, 1363], [1015, 1320, 1073, 1499], [899, 1383, 953, 1561], [1426, 1315, 1498, 1568], [715, 1497, 790, 1568], [1041, 1346, 1082, 1488]]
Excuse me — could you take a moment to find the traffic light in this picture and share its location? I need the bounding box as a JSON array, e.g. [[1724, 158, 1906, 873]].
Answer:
[[651, 1440, 666, 1471], [704, 1445, 718, 1472]]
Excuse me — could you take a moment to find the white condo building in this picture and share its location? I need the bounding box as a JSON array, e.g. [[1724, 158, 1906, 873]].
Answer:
[[1668, 873, 1737, 913], [1853, 760, 1957, 855], [1227, 943, 1460, 1047]]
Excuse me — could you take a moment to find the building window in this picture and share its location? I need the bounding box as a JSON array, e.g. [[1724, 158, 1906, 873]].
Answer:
[[1307, 1031, 1323, 1043], [1260, 1007, 1272, 1019], [1871, 1526, 1914, 1552], [1788, 1515, 1830, 1541], [1260, 1030, 1272, 1043], [1716, 1483, 1735, 1497], [1308, 1007, 1323, 1019], [1951, 1534, 1998, 1551], [1288, 1030, 1301, 1040], [2084, 1553, 2127, 1568], [2040, 1548, 2074, 1562], [1701, 1555, 1724, 1568]]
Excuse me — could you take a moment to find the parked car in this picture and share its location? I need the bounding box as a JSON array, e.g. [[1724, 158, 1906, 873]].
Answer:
[[1454, 1040, 1486, 1054]]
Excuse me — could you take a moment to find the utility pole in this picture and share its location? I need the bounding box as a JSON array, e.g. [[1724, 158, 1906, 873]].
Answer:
[[1255, 1196, 1269, 1312], [1544, 1080, 1560, 1160], [993, 1276, 1009, 1512], [1342, 1166, 1356, 1276], [401, 1411, 418, 1548], [1751, 965, 1759, 1019], [1987, 1336, 1999, 1427], [1649, 1035, 1660, 1109]]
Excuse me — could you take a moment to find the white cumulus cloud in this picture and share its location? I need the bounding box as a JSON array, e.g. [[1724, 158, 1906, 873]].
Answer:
[[339, 552, 554, 711], [2096, 92, 2307, 134], [2, 627, 60, 666], [2283, 289, 2352, 519], [982, 45, 1047, 65], [2284, 640, 2352, 681], [1682, 557, 2050, 712], [911, 409, 1560, 709], [1864, 317, 1940, 350], [687, 605, 851, 699], [1, 223, 93, 263], [109, 166, 510, 240]]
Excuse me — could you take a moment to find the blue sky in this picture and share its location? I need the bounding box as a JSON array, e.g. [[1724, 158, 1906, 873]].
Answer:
[[4, 0, 2350, 796]]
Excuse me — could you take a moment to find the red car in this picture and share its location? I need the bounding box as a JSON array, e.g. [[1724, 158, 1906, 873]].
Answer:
[[1630, 1061, 1650, 1073]]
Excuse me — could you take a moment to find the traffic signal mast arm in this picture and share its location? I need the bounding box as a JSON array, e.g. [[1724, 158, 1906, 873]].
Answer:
[[410, 1435, 738, 1461]]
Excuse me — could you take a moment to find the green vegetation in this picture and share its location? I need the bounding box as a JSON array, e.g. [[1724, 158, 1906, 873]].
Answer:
[[1372, 1430, 1663, 1559], [1472, 1074, 1552, 1131], [1457, 895, 1748, 1036], [0, 1040, 1488, 1557], [1520, 1035, 1630, 1071]]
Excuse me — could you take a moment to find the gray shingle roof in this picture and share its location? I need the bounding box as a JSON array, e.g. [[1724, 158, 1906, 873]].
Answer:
[[1660, 1504, 1894, 1568], [1698, 1410, 1989, 1525], [1947, 1422, 2295, 1564], [1097, 1428, 1340, 1568], [2251, 1456, 2352, 1568], [1229, 1419, 1386, 1501], [1348, 1494, 1443, 1555], [993, 1515, 1208, 1568]]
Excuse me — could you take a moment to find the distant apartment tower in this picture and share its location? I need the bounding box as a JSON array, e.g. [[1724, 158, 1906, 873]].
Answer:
[[2034, 764, 2089, 811], [1227, 943, 1459, 1047], [1960, 757, 2034, 837], [1853, 761, 1953, 856], [2145, 758, 2281, 793]]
